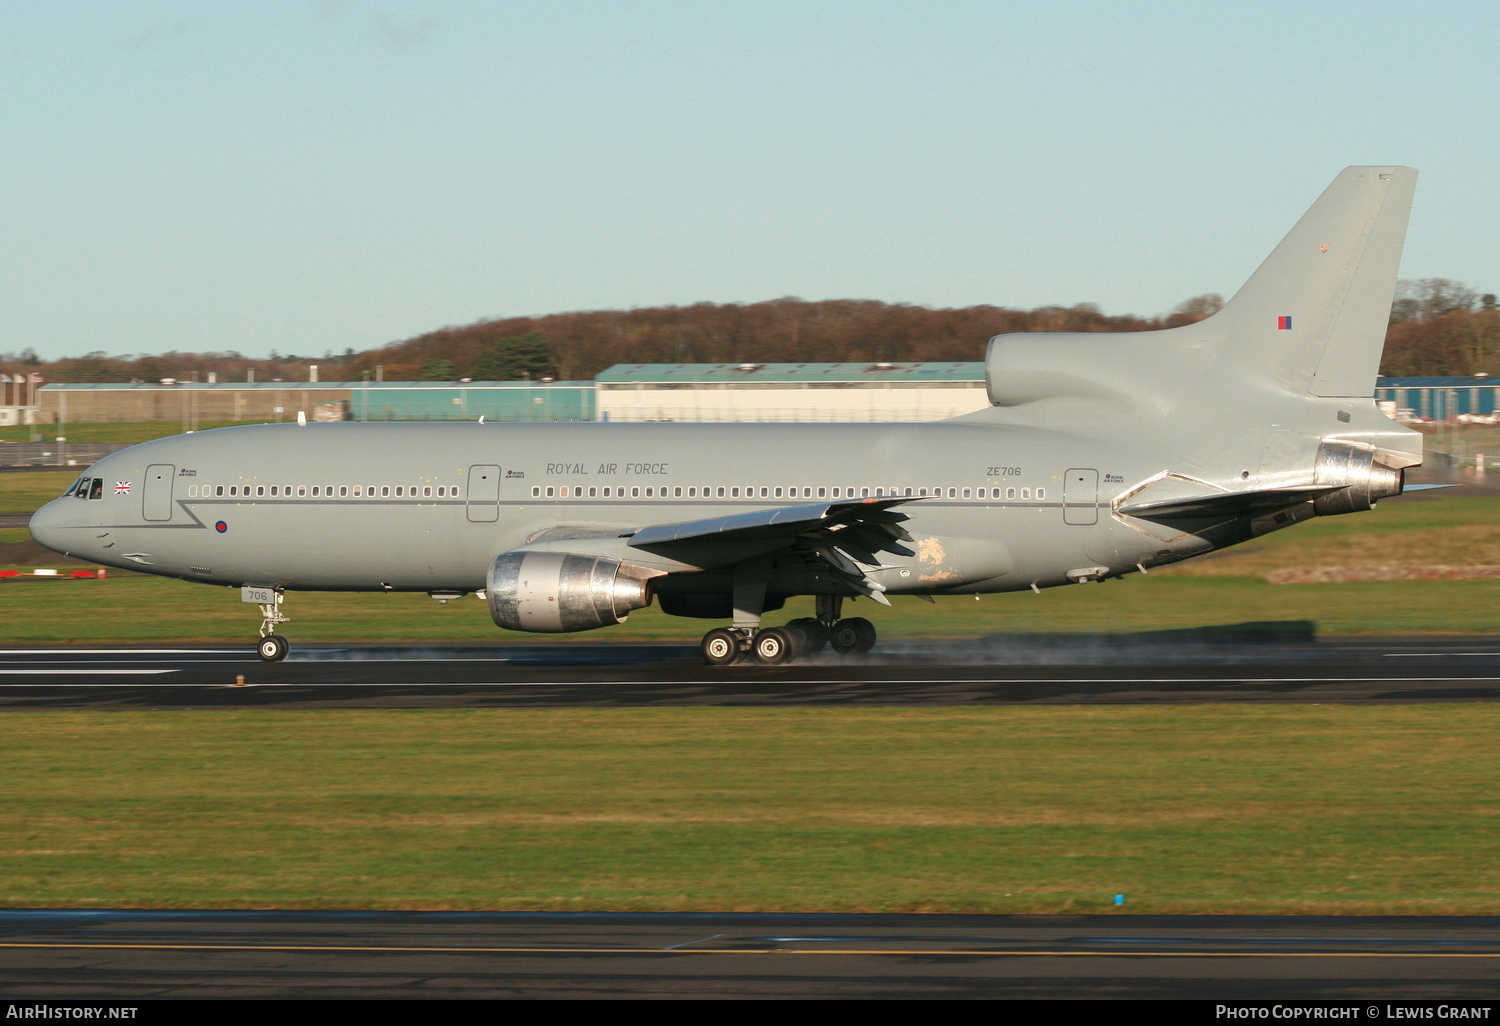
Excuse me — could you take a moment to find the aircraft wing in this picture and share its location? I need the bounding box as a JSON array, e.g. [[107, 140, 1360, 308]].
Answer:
[[1116, 485, 1340, 521], [627, 496, 923, 603]]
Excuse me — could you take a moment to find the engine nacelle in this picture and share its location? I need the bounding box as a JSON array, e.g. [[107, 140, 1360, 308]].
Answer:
[[1312, 441, 1405, 516], [486, 551, 659, 633]]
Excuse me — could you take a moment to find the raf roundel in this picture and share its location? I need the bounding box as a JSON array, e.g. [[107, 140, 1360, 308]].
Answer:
[[215, 521, 228, 534]]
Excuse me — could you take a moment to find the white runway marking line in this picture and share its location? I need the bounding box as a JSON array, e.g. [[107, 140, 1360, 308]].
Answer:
[[0, 649, 235, 655], [4, 675, 1500, 688], [0, 670, 176, 676]]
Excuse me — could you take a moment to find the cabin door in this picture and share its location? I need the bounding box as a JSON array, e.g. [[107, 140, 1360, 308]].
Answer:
[[142, 464, 175, 522], [466, 464, 501, 523], [1063, 468, 1099, 526]]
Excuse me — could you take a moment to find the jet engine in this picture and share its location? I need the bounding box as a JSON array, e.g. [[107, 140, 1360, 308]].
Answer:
[[1311, 441, 1405, 516], [486, 551, 660, 633]]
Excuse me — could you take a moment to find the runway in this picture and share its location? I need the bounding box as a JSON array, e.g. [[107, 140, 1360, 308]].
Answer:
[[4, 909, 1500, 999], [2, 634, 1500, 707]]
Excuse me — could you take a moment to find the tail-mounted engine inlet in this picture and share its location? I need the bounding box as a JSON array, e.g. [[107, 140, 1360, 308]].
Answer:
[[1312, 441, 1405, 516], [487, 551, 662, 633]]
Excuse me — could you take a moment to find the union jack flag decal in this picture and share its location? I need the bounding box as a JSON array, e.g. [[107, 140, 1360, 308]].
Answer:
[[114, 481, 131, 494]]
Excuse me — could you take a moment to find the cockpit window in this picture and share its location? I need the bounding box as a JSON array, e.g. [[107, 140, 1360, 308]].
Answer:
[[67, 476, 104, 500]]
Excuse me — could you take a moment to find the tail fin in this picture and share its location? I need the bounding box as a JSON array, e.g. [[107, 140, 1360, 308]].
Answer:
[[1211, 166, 1416, 397], [981, 166, 1418, 413], [971, 166, 1423, 485]]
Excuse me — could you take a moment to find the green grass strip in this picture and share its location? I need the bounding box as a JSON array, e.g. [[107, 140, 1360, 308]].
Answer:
[[3, 573, 1500, 643], [2, 706, 1497, 914]]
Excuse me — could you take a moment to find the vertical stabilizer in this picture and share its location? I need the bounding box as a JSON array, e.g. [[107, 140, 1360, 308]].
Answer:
[[1212, 166, 1416, 397]]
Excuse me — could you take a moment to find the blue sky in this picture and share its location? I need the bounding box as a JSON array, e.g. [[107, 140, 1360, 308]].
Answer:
[[4, 0, 1497, 361]]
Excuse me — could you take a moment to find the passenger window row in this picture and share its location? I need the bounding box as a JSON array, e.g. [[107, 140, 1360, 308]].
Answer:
[[181, 484, 463, 499], [527, 484, 1047, 501]]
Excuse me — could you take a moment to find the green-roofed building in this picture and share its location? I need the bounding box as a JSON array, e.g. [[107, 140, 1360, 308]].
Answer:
[[595, 362, 987, 422], [33, 380, 595, 425], [31, 363, 990, 426]]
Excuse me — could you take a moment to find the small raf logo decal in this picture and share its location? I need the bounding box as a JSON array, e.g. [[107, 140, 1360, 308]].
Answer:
[[114, 481, 132, 494], [215, 521, 228, 533], [1277, 315, 1293, 330]]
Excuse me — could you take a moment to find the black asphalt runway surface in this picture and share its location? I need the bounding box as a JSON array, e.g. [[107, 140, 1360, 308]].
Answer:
[[3, 634, 1500, 707], [4, 910, 1500, 999]]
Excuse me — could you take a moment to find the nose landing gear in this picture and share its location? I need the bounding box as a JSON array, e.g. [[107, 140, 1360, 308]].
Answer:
[[254, 590, 291, 663], [257, 633, 290, 662]]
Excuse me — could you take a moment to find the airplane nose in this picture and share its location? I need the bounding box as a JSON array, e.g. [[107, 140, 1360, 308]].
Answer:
[[28, 499, 75, 557]]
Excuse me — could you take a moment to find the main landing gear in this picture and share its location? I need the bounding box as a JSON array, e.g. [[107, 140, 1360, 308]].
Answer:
[[699, 590, 877, 665], [698, 617, 876, 665], [256, 591, 291, 663]]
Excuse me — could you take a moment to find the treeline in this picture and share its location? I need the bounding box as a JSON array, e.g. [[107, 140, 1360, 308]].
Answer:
[[1377, 279, 1500, 377], [4, 281, 1494, 386], [0, 348, 364, 388], [354, 297, 1184, 383]]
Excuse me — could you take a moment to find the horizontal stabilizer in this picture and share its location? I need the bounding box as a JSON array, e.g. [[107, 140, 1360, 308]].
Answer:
[[1118, 485, 1340, 521]]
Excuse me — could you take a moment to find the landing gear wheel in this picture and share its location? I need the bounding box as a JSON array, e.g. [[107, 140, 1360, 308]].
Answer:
[[753, 626, 798, 665], [701, 628, 743, 666], [258, 634, 290, 663], [828, 617, 876, 656], [786, 617, 828, 654]]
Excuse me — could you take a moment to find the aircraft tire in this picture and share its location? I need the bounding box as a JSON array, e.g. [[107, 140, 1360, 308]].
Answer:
[[258, 634, 290, 663], [786, 617, 828, 654], [752, 626, 797, 665], [701, 628, 742, 666], [829, 617, 876, 656]]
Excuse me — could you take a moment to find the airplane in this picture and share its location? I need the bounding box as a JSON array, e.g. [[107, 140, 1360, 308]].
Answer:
[[29, 166, 1422, 665]]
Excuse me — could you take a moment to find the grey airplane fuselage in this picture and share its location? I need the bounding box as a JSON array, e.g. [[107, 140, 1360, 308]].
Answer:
[[34, 418, 1193, 600]]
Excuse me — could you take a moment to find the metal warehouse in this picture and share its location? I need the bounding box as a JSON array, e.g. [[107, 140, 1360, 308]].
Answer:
[[595, 362, 989, 422], [1375, 377, 1500, 420], [31, 380, 595, 425]]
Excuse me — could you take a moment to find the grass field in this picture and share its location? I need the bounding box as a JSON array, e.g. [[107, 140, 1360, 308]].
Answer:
[[0, 421, 245, 445], [1, 705, 1496, 914], [0, 469, 75, 514], [6, 571, 1500, 645]]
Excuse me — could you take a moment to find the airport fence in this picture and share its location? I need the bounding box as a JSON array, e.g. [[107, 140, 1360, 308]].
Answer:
[[0, 443, 130, 469]]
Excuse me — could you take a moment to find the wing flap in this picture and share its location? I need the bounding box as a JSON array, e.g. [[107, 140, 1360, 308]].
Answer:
[[628, 496, 918, 551], [626, 496, 924, 579]]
